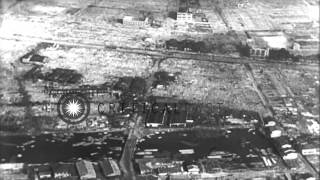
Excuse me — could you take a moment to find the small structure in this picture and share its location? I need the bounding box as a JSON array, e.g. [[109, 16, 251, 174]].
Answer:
[[292, 42, 301, 50], [187, 164, 200, 174], [0, 163, 24, 171], [51, 163, 78, 179], [302, 144, 320, 155], [283, 150, 298, 160], [268, 126, 282, 138], [75, 160, 96, 180], [250, 47, 270, 57], [136, 158, 183, 176], [306, 119, 320, 135], [237, 0, 249, 8], [177, 12, 193, 23], [158, 165, 182, 176], [32, 165, 53, 180], [123, 16, 148, 27], [38, 171, 52, 180], [292, 38, 319, 56], [21, 53, 47, 65]]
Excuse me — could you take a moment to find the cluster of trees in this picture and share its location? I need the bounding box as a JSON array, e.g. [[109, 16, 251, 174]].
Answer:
[[268, 48, 291, 60], [166, 39, 207, 52], [165, 31, 240, 54], [152, 71, 176, 88], [237, 44, 250, 57], [164, 31, 317, 62], [205, 31, 240, 54], [268, 49, 320, 62], [114, 77, 146, 96]]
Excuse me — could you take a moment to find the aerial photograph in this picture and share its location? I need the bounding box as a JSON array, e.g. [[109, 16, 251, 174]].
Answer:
[[0, 0, 319, 179]]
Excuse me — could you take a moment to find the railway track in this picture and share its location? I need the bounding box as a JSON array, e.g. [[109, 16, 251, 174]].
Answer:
[[1, 35, 318, 71]]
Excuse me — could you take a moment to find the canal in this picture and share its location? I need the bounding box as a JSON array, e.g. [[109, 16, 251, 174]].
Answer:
[[135, 128, 281, 167], [0, 131, 127, 163]]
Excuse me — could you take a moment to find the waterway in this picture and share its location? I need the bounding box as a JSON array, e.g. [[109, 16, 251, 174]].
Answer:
[[0, 131, 127, 163], [135, 128, 279, 165]]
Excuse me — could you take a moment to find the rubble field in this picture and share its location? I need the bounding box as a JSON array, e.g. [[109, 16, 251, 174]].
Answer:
[[0, 39, 266, 132], [250, 64, 319, 136], [36, 45, 264, 112]]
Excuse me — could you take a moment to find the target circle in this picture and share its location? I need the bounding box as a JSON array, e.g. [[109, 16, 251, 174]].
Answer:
[[57, 93, 90, 124]]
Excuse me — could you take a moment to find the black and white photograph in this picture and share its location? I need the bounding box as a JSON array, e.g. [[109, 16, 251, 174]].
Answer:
[[0, 0, 319, 179]]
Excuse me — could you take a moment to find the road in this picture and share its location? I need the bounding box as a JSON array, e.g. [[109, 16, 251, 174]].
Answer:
[[244, 64, 319, 178], [120, 115, 142, 180], [297, 153, 319, 178], [244, 63, 269, 108]]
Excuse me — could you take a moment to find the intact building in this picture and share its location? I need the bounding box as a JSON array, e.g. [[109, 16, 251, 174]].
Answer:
[[272, 136, 297, 160], [168, 110, 187, 127], [146, 110, 166, 128], [51, 163, 78, 180], [75, 160, 96, 180], [99, 158, 121, 177]]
